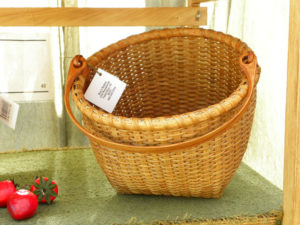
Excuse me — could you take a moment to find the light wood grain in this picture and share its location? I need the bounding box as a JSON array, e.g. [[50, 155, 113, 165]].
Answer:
[[0, 7, 207, 26], [283, 0, 300, 224]]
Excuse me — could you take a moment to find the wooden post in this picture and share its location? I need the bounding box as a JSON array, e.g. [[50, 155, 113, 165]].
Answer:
[[283, 0, 300, 224]]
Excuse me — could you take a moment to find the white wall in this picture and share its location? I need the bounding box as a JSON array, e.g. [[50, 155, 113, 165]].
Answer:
[[208, 0, 289, 189], [241, 0, 289, 189]]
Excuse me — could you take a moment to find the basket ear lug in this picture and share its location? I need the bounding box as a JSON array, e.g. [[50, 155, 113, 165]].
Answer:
[[64, 55, 95, 143], [240, 51, 257, 85], [66, 55, 89, 89]]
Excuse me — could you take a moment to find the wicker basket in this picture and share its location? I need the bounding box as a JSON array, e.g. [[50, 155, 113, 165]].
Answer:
[[65, 28, 260, 198]]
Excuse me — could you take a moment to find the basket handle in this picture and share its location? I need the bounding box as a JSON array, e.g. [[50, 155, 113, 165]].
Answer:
[[64, 53, 256, 153]]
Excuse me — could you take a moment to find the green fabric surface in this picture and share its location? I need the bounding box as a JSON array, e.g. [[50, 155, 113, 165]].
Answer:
[[0, 101, 89, 152], [0, 148, 282, 225], [0, 102, 59, 152]]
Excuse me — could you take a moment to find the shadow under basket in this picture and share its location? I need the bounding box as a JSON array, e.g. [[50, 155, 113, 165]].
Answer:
[[65, 28, 260, 198]]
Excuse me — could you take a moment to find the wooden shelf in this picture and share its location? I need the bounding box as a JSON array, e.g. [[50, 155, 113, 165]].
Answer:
[[0, 148, 282, 225], [0, 7, 207, 27]]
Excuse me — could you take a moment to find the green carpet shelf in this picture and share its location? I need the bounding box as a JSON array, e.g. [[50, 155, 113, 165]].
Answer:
[[0, 148, 282, 225]]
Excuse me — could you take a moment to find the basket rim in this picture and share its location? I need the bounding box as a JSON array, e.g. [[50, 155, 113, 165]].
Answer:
[[72, 28, 260, 131]]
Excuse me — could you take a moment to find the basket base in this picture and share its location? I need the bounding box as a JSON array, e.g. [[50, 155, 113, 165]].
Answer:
[[91, 141, 247, 199], [115, 190, 223, 199]]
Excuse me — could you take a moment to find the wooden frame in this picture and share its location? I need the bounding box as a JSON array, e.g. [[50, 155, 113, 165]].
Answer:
[[283, 0, 300, 224], [0, 7, 206, 26], [0, 1, 299, 224]]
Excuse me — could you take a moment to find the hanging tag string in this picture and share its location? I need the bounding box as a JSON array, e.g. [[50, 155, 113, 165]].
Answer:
[[87, 64, 102, 76]]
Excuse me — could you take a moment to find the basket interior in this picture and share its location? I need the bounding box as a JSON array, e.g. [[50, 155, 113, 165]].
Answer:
[[88, 36, 244, 118]]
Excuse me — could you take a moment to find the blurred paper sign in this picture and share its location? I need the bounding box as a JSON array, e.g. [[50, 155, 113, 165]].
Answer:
[[0, 33, 54, 101]]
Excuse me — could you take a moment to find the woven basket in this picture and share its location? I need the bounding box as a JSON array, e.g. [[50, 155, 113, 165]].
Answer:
[[65, 28, 260, 198]]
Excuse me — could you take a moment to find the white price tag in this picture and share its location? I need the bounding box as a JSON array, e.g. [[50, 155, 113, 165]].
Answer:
[[0, 96, 19, 129], [84, 69, 127, 113]]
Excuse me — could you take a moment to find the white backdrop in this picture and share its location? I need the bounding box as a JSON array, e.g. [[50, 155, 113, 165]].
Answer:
[[209, 0, 289, 189]]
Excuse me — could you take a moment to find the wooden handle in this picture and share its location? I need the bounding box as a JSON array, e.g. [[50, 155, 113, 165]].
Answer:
[[64, 53, 256, 153], [64, 55, 91, 139]]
